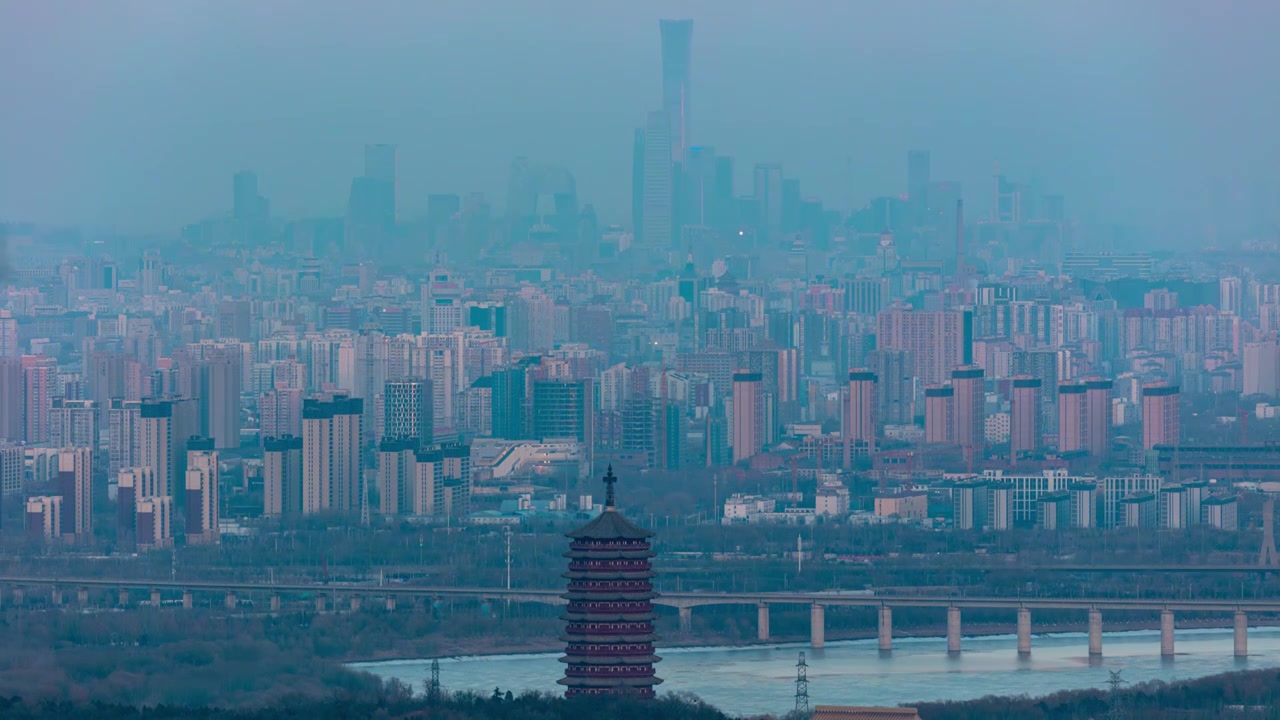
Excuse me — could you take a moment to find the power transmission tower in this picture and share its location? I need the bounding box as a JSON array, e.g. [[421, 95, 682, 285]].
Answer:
[[794, 651, 810, 715], [1260, 496, 1278, 568], [425, 658, 442, 703], [1106, 670, 1127, 720]]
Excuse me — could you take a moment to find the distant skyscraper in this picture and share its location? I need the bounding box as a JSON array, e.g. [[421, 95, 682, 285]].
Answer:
[[641, 111, 674, 247], [532, 379, 595, 451], [732, 371, 764, 463], [1220, 276, 1242, 315], [907, 150, 931, 227], [753, 163, 783, 236], [1244, 341, 1280, 397], [659, 19, 693, 163], [232, 171, 269, 225], [1009, 376, 1041, 463], [1142, 383, 1180, 451]]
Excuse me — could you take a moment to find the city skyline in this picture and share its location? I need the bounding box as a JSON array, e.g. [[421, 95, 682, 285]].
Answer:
[[3, 1, 1279, 242]]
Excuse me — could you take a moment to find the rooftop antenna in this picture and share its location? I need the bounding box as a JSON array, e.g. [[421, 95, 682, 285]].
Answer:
[[794, 651, 811, 715]]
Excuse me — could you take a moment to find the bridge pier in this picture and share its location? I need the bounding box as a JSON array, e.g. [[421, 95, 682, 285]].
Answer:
[[350, 596, 361, 613], [182, 590, 192, 609], [811, 604, 825, 649], [150, 589, 161, 608], [270, 594, 280, 612], [878, 606, 892, 653], [678, 606, 692, 634], [1017, 608, 1031, 656], [947, 606, 961, 655], [119, 589, 129, 607], [12, 587, 23, 606], [1088, 609, 1103, 656], [51, 587, 62, 606], [78, 588, 89, 606], [1160, 610, 1175, 657], [1235, 611, 1248, 658], [385, 596, 396, 612], [316, 595, 326, 613], [757, 603, 769, 641], [225, 591, 236, 610]]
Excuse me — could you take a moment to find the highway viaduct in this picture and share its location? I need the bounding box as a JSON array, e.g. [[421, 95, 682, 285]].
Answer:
[[0, 575, 1274, 660]]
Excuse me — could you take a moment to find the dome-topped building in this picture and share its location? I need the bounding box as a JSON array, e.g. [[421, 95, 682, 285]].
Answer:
[[558, 467, 662, 698]]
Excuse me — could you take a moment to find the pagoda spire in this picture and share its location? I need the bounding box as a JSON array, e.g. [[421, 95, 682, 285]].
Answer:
[[603, 465, 618, 510]]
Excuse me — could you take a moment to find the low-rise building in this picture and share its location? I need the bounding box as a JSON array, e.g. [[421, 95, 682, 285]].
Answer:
[[874, 492, 927, 521]]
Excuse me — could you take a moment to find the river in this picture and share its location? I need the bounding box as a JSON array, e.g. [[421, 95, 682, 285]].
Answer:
[[352, 627, 1280, 717]]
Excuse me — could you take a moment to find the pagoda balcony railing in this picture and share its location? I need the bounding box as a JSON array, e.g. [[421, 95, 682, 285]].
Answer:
[[568, 540, 651, 552], [567, 560, 651, 572], [564, 666, 657, 678], [565, 623, 653, 635], [566, 580, 653, 592], [566, 601, 651, 614], [565, 643, 654, 654]]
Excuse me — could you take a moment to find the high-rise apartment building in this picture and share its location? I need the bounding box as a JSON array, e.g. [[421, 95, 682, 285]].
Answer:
[[50, 398, 99, 449], [263, 435, 303, 518], [1220, 276, 1242, 315], [0, 358, 22, 441], [185, 444, 220, 545], [135, 495, 173, 550], [384, 379, 434, 448], [0, 310, 17, 358], [0, 442, 22, 498], [867, 349, 914, 425], [732, 371, 764, 463], [1057, 382, 1087, 453], [532, 379, 594, 451], [844, 369, 878, 463], [259, 387, 303, 441], [951, 366, 985, 459], [1084, 379, 1113, 458], [302, 395, 363, 514], [108, 398, 141, 482], [1009, 376, 1041, 463], [1244, 341, 1280, 397], [924, 385, 954, 444], [877, 308, 971, 385], [26, 496, 62, 540], [56, 447, 92, 541], [23, 355, 55, 444], [1142, 383, 1181, 450]]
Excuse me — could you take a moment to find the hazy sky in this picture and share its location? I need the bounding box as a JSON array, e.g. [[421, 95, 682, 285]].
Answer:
[[2, 1, 1278, 238]]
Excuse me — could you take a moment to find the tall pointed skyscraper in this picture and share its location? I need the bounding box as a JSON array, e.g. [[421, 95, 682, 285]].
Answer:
[[660, 19, 693, 163], [559, 467, 662, 698]]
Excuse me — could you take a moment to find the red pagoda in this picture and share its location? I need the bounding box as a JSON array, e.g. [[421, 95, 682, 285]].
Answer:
[[558, 466, 662, 698]]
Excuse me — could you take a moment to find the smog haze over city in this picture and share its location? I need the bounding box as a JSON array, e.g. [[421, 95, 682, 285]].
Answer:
[[5, 3, 1280, 719]]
